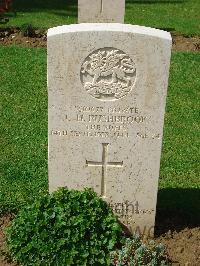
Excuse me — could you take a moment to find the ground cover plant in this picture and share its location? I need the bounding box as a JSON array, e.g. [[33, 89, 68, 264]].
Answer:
[[111, 236, 169, 265], [1, 0, 200, 35], [6, 188, 122, 265]]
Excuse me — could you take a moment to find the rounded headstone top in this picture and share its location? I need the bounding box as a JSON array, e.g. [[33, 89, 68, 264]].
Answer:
[[47, 23, 172, 41]]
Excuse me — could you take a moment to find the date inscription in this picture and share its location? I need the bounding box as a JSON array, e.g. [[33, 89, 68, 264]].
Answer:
[[50, 105, 159, 139]]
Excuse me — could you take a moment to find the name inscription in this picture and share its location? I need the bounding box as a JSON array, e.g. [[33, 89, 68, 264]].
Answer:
[[50, 105, 160, 140]]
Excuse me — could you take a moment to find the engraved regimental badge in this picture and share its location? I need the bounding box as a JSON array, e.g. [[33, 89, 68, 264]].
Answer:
[[80, 48, 136, 101]]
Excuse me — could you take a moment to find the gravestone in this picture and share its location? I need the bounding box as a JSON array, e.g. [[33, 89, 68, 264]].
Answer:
[[78, 0, 125, 23], [48, 23, 171, 236]]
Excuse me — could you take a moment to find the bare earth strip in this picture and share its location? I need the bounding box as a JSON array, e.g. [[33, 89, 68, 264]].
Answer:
[[0, 29, 200, 52]]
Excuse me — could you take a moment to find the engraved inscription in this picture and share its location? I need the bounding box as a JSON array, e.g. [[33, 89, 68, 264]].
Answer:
[[86, 143, 123, 198], [109, 201, 140, 219], [81, 48, 136, 101], [50, 105, 150, 139]]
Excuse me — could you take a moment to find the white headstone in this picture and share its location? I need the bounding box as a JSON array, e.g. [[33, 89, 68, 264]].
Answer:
[[78, 0, 125, 23], [48, 24, 171, 236]]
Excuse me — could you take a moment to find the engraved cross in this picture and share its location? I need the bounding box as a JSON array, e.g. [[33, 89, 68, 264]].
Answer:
[[86, 143, 123, 198], [100, 0, 103, 13], [78, 0, 125, 24]]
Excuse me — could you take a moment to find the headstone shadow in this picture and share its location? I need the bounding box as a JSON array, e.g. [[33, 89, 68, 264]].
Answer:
[[13, 0, 77, 17], [126, 0, 185, 4], [155, 188, 200, 236]]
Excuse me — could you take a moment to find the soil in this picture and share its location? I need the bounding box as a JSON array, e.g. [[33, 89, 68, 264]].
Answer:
[[0, 28, 200, 52], [0, 28, 47, 48], [172, 34, 200, 52], [0, 215, 16, 266], [156, 228, 200, 265], [0, 214, 199, 266]]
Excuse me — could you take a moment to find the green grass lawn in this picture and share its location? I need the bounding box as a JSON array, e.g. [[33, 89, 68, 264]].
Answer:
[[126, 0, 200, 35], [0, 46, 199, 222], [0, 46, 48, 213], [2, 0, 200, 35]]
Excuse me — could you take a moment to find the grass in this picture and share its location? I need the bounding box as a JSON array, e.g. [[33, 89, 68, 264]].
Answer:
[[0, 46, 199, 221], [125, 0, 200, 36], [158, 52, 200, 225], [0, 46, 48, 213], [160, 52, 200, 189], [1, 0, 200, 35]]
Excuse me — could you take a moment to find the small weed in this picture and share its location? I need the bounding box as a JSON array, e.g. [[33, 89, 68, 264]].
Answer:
[[20, 23, 35, 37]]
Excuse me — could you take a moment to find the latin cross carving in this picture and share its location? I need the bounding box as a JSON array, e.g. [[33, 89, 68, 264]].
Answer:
[[86, 143, 123, 198], [100, 0, 103, 13]]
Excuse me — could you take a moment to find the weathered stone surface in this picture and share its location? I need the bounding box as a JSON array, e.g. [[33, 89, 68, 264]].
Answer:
[[48, 23, 171, 236], [78, 0, 125, 23]]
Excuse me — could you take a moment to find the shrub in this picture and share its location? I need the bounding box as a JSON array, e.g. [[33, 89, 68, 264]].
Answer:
[[110, 235, 169, 266], [6, 188, 122, 266]]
